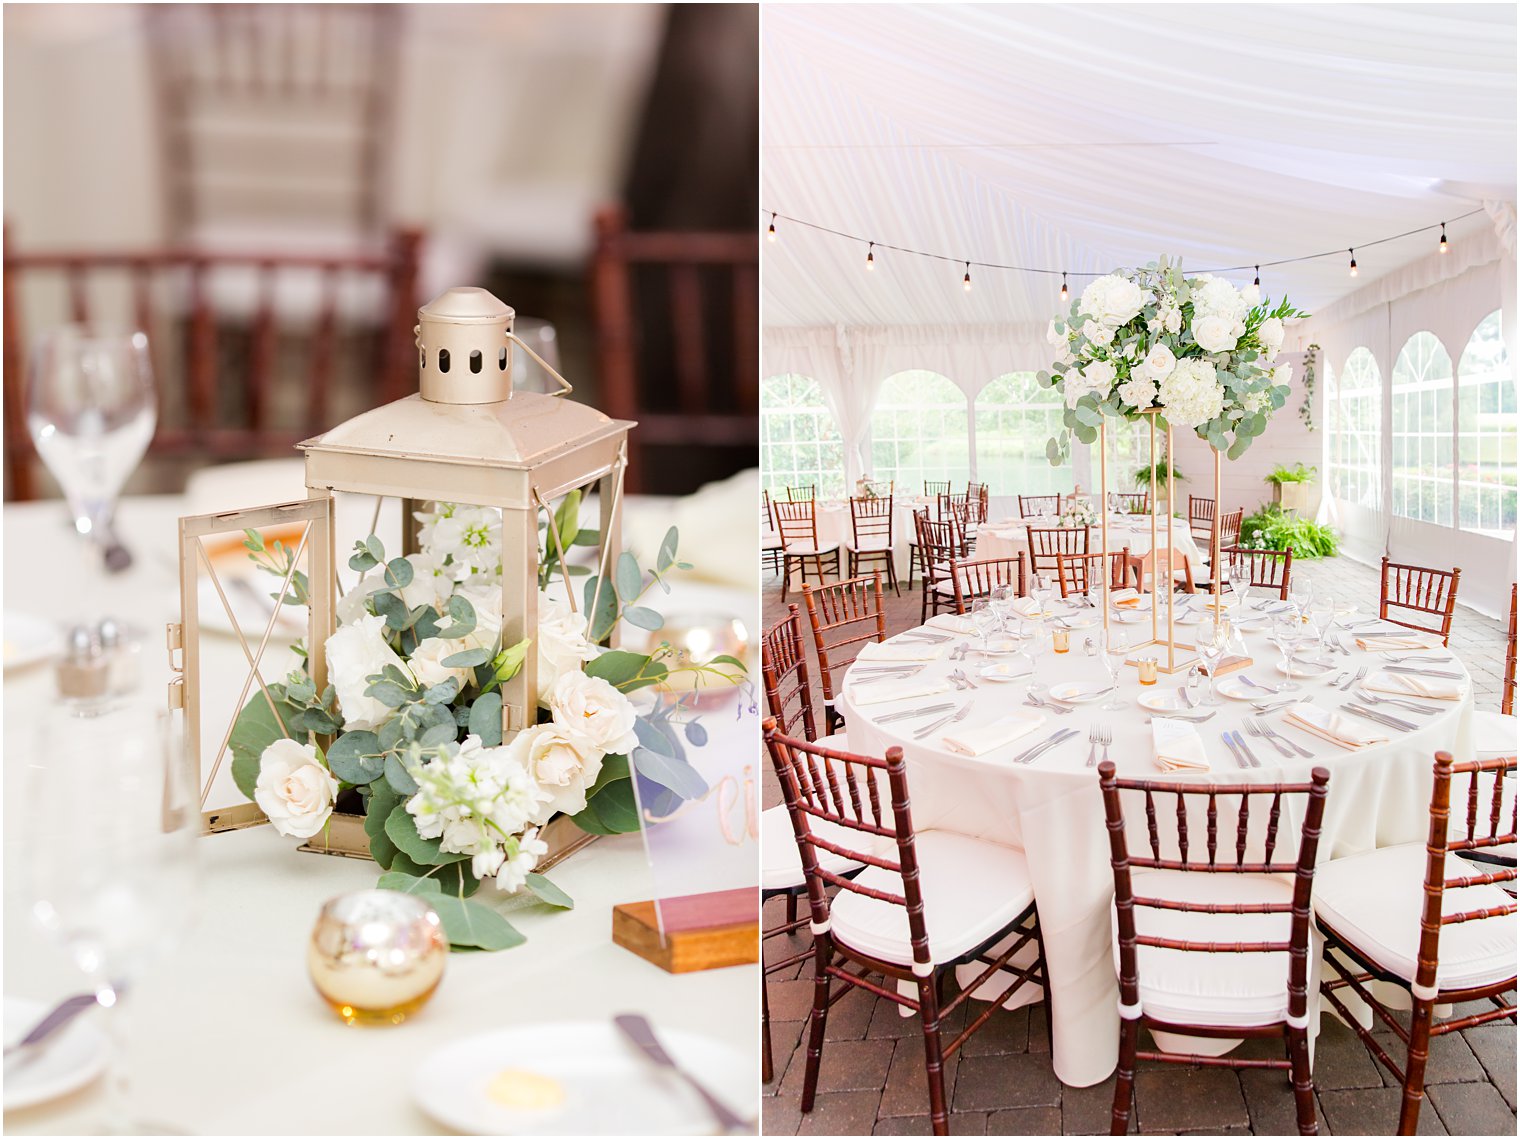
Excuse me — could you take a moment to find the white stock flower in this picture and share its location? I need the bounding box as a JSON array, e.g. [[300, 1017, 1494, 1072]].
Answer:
[[398, 549, 454, 612], [549, 670, 639, 756], [507, 722, 604, 819], [535, 591, 597, 704], [422, 504, 503, 583], [1163, 308, 1183, 334], [1271, 362, 1294, 387], [254, 739, 338, 839], [1117, 376, 1158, 410], [1256, 316, 1285, 361], [1078, 274, 1147, 327], [1085, 322, 1116, 348], [326, 613, 408, 731], [1192, 313, 1240, 353], [1137, 342, 1177, 382], [1158, 358, 1225, 429], [336, 574, 387, 626], [495, 828, 549, 893]]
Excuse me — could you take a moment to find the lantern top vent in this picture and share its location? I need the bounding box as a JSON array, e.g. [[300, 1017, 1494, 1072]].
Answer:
[[415, 286, 522, 405], [419, 286, 514, 326]]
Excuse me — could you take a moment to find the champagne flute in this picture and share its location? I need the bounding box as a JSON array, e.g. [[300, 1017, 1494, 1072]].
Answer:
[[1102, 628, 1129, 710], [1271, 613, 1304, 691], [26, 327, 157, 576], [1195, 619, 1229, 706], [24, 705, 197, 1133]]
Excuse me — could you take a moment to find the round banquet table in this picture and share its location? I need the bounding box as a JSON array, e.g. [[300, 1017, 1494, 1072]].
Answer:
[[2, 492, 758, 1135], [838, 604, 1474, 1088], [812, 496, 930, 577], [975, 514, 1203, 579]]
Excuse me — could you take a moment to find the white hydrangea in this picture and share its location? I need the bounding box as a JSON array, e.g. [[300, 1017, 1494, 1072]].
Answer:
[[1158, 358, 1225, 428], [1241, 388, 1272, 415], [1190, 275, 1249, 321], [1078, 274, 1147, 328], [1117, 376, 1158, 410]]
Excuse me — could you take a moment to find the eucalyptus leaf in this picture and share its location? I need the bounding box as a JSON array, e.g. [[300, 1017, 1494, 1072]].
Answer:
[[384, 558, 414, 589], [657, 527, 679, 573], [384, 809, 466, 866], [552, 489, 581, 554], [615, 552, 642, 602], [683, 720, 709, 747], [623, 606, 663, 631], [373, 591, 416, 631], [376, 870, 443, 897], [229, 685, 302, 800], [384, 754, 420, 796], [436, 595, 477, 640], [366, 679, 414, 708], [634, 716, 678, 758], [364, 783, 403, 869], [633, 747, 709, 800], [364, 535, 386, 563], [429, 895, 525, 951], [573, 527, 601, 547], [420, 720, 458, 747], [523, 873, 574, 910], [584, 650, 651, 689], [468, 691, 503, 746], [424, 676, 462, 704], [586, 752, 631, 796], [326, 730, 385, 785]]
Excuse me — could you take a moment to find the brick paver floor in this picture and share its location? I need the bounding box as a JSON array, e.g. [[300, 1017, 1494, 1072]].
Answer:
[[760, 551, 1516, 1136]]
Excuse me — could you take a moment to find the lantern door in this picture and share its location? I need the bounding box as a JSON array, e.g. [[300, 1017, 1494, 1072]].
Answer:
[[168, 497, 334, 834]]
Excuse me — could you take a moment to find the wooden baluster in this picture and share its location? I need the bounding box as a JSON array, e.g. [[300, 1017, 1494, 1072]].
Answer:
[[66, 261, 89, 325], [1206, 791, 1218, 868], [1176, 791, 1188, 866], [2, 225, 35, 501], [1467, 772, 1481, 846], [307, 265, 338, 430], [1265, 790, 1283, 866], [382, 228, 423, 404], [247, 261, 276, 437], [1236, 793, 1251, 868], [670, 262, 705, 416], [187, 259, 217, 432], [1145, 789, 1159, 859]]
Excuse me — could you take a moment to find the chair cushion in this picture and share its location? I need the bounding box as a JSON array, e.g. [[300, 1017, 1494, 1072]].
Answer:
[[832, 831, 1034, 966], [761, 805, 866, 892], [1116, 869, 1300, 1029], [1314, 842, 1516, 992], [785, 543, 839, 557], [1473, 709, 1517, 760], [845, 536, 893, 553], [762, 533, 783, 551]]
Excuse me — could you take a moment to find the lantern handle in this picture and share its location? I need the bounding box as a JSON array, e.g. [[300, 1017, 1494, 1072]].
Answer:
[[506, 330, 573, 397]]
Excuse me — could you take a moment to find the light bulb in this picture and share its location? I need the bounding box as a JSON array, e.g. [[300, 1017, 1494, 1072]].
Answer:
[[1349, 249, 1358, 277], [766, 213, 777, 243], [1439, 223, 1449, 254], [1059, 272, 1069, 302], [962, 262, 972, 292], [866, 243, 875, 271], [1253, 266, 1261, 288]]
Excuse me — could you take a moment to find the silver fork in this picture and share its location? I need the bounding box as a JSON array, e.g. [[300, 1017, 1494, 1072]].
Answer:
[[1244, 717, 1293, 758], [1085, 724, 1101, 768], [1340, 665, 1367, 692], [1026, 687, 1074, 715], [913, 703, 972, 740], [952, 668, 980, 689], [1355, 689, 1441, 716], [1099, 723, 1112, 768], [1253, 716, 1313, 758]]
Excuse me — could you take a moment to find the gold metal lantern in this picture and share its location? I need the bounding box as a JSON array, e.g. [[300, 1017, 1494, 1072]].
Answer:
[[171, 287, 634, 840]]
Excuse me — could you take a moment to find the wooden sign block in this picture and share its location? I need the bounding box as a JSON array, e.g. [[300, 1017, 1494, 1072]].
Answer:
[[612, 887, 759, 973]]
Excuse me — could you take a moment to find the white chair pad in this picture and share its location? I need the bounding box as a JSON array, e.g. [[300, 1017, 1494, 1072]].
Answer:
[[845, 537, 894, 553], [832, 831, 1034, 966], [784, 543, 840, 557], [762, 533, 783, 551], [1116, 869, 1300, 1029], [761, 805, 866, 892], [1473, 709, 1517, 760], [1315, 842, 1516, 992]]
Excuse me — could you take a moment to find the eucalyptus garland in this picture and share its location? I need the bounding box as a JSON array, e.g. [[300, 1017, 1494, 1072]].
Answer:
[[1300, 344, 1320, 431]]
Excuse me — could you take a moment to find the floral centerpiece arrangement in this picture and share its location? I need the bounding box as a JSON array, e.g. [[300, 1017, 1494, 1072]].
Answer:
[[1042, 260, 1306, 463], [229, 493, 744, 951], [1059, 498, 1097, 528]]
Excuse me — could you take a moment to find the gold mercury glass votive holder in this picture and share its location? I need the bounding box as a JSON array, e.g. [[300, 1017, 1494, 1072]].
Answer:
[[1137, 657, 1159, 686], [1052, 628, 1070, 654], [308, 890, 447, 1026]]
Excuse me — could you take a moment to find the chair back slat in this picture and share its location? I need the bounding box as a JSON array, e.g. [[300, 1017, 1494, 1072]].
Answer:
[[1018, 493, 1062, 518], [1221, 545, 1293, 600], [1380, 556, 1462, 644], [1056, 548, 1140, 597], [948, 555, 1027, 613], [849, 494, 894, 549], [787, 484, 816, 501], [802, 573, 887, 706], [1217, 508, 1244, 549], [1503, 583, 1517, 716], [761, 604, 819, 743], [1189, 495, 1216, 529], [1027, 525, 1088, 573], [924, 480, 950, 498], [772, 499, 821, 552], [1114, 491, 1149, 514]]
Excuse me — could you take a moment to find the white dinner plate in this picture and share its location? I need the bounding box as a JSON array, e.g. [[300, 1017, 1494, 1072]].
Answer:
[[1110, 610, 1149, 625], [2, 613, 64, 673], [1057, 612, 1100, 629], [1048, 681, 1112, 704], [1275, 657, 1334, 677], [3, 996, 108, 1111], [1215, 675, 1264, 701], [979, 663, 1032, 683], [1137, 690, 1186, 712], [413, 1020, 755, 1136]]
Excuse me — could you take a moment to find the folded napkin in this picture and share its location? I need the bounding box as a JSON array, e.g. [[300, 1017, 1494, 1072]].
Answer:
[[849, 678, 955, 706], [858, 640, 945, 663], [926, 614, 978, 634], [1364, 671, 1462, 701], [943, 710, 1045, 756], [1355, 630, 1445, 653], [1284, 702, 1389, 749], [1152, 719, 1210, 772], [1110, 588, 1143, 608]]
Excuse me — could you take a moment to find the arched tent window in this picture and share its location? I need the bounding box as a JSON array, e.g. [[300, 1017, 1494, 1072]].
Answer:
[[760, 373, 845, 498], [1327, 348, 1381, 508], [1391, 332, 1454, 525], [869, 371, 969, 493], [973, 372, 1070, 495], [1457, 311, 1516, 538]]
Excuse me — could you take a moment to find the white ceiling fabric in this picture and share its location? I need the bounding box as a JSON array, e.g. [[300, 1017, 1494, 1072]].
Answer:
[[761, 3, 1516, 335]]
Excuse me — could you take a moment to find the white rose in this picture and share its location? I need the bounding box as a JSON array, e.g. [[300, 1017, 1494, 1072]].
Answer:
[[326, 614, 408, 731], [1078, 273, 1148, 327], [254, 739, 337, 838], [408, 636, 474, 690], [336, 574, 387, 626], [1257, 316, 1285, 353], [1138, 342, 1177, 382], [1191, 314, 1239, 353], [1190, 276, 1247, 320], [1272, 363, 1294, 387], [1241, 282, 1261, 305], [1063, 370, 1103, 409], [507, 722, 604, 819], [1085, 322, 1116, 347], [535, 592, 597, 704], [549, 670, 639, 756], [1117, 376, 1158, 410], [1163, 308, 1182, 334]]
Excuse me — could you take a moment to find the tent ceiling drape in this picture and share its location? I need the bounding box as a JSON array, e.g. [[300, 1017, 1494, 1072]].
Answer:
[[762, 3, 1516, 332]]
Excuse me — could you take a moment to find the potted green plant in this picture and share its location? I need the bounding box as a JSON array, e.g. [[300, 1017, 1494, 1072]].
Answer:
[[1133, 460, 1186, 494], [1264, 462, 1317, 513]]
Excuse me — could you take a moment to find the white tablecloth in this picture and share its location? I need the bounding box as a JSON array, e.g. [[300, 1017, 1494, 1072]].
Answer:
[[813, 497, 930, 577], [975, 514, 1203, 581], [3, 493, 758, 1134], [838, 609, 1473, 1088]]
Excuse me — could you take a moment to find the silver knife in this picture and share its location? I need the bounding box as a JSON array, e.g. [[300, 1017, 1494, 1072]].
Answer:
[[1022, 729, 1079, 765], [3, 993, 99, 1067], [1229, 730, 1262, 768], [1220, 731, 1248, 769], [1384, 665, 1463, 680], [613, 1014, 747, 1134], [872, 702, 956, 723], [1341, 703, 1414, 732]]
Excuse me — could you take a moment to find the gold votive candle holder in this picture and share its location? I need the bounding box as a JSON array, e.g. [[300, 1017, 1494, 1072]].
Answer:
[[1137, 657, 1159, 686], [1052, 628, 1070, 653], [308, 890, 447, 1026]]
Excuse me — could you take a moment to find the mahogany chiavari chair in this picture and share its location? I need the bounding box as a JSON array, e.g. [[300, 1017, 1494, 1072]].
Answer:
[[1219, 545, 1293, 600], [923, 479, 951, 499], [787, 484, 817, 501], [772, 498, 840, 603], [1316, 751, 1516, 1135], [916, 514, 963, 623], [906, 506, 929, 590], [1018, 493, 1062, 518], [1380, 556, 1462, 645], [947, 555, 1026, 614], [759, 605, 860, 1082], [1026, 524, 1089, 575], [1475, 584, 1520, 761], [765, 723, 1047, 1137], [801, 572, 887, 736], [938, 495, 975, 557], [1099, 760, 1332, 1136], [1112, 491, 1149, 514], [1506, 583, 1517, 718], [1189, 494, 1216, 543], [1218, 507, 1244, 550], [1055, 548, 1142, 599], [845, 494, 899, 596], [964, 481, 988, 540], [3, 225, 423, 501], [762, 489, 784, 578]]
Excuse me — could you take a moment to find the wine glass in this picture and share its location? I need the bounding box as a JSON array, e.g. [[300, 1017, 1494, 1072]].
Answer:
[[971, 598, 997, 649], [1102, 628, 1130, 710], [1227, 557, 1252, 616], [24, 705, 197, 1133], [990, 584, 1015, 632], [26, 327, 156, 575], [1271, 612, 1305, 692], [1195, 619, 1229, 706], [1309, 594, 1336, 662], [507, 317, 563, 394], [1289, 575, 1314, 616]]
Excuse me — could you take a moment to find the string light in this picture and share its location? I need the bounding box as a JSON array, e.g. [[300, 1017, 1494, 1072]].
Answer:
[[1253, 266, 1261, 288], [1059, 272, 1069, 302], [962, 262, 972, 292], [865, 242, 875, 271], [1439, 223, 1448, 254], [1348, 249, 1358, 277], [767, 213, 777, 243]]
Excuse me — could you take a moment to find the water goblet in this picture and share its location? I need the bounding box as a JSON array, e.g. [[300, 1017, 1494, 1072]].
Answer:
[[1195, 619, 1229, 706], [1271, 612, 1305, 692], [1309, 594, 1336, 661], [1102, 628, 1130, 710], [990, 584, 1015, 632], [971, 598, 997, 649], [1289, 576, 1314, 615], [1227, 557, 1251, 616]]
